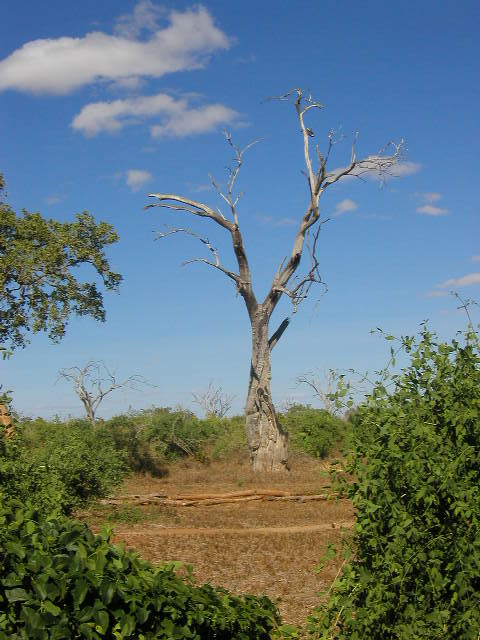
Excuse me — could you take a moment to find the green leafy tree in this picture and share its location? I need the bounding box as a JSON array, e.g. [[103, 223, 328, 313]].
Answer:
[[311, 325, 480, 639], [0, 174, 121, 352]]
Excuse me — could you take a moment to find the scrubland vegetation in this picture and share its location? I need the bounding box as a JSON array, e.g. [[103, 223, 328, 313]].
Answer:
[[1, 405, 347, 519], [2, 322, 480, 638], [0, 403, 346, 638]]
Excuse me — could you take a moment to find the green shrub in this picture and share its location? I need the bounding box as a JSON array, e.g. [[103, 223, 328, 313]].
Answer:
[[310, 327, 480, 639], [203, 415, 248, 459], [1, 420, 125, 516], [281, 405, 346, 458], [0, 498, 280, 639], [102, 408, 248, 468], [98, 415, 167, 477], [138, 407, 212, 461]]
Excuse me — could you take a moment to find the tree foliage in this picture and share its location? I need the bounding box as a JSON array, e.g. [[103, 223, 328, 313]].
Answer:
[[311, 326, 480, 639], [0, 175, 121, 351]]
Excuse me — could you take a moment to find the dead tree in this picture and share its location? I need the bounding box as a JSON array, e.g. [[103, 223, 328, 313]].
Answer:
[[146, 88, 404, 472], [192, 380, 235, 418], [296, 369, 344, 415], [57, 361, 151, 425]]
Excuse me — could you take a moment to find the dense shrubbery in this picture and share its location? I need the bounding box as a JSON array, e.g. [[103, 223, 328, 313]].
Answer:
[[281, 405, 346, 459], [0, 420, 125, 516], [310, 327, 480, 639], [100, 408, 249, 471], [0, 497, 280, 639]]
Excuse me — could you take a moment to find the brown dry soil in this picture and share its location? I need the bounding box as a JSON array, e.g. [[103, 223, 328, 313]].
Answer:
[[80, 451, 353, 629]]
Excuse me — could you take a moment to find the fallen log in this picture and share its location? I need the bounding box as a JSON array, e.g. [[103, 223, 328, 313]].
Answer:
[[98, 491, 342, 507], [172, 488, 291, 500], [266, 493, 339, 502]]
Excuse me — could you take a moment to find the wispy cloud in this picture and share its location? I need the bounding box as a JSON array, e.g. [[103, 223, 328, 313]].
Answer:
[[150, 103, 238, 138], [417, 204, 449, 216], [328, 159, 421, 184], [236, 54, 256, 64], [416, 192, 449, 216], [472, 255, 480, 262], [44, 194, 62, 205], [71, 93, 239, 138], [415, 192, 441, 203], [335, 198, 358, 216], [359, 213, 392, 221], [438, 273, 480, 288], [417, 204, 448, 216], [429, 272, 480, 297], [186, 182, 212, 193], [125, 169, 153, 192], [258, 215, 297, 227], [114, 1, 165, 39], [389, 161, 422, 178], [0, 5, 231, 94]]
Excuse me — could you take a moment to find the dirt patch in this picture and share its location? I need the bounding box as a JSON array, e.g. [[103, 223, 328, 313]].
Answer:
[[81, 451, 352, 629]]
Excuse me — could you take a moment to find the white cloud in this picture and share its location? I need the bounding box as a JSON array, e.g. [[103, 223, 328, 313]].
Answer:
[[389, 161, 422, 177], [126, 169, 153, 192], [472, 255, 480, 262], [327, 159, 421, 184], [0, 5, 230, 94], [72, 93, 239, 138], [415, 192, 448, 215], [416, 192, 442, 203], [114, 1, 165, 39], [187, 182, 213, 193], [417, 204, 449, 216], [44, 194, 62, 205], [335, 198, 358, 215], [437, 272, 480, 289], [150, 103, 238, 138], [259, 215, 297, 227]]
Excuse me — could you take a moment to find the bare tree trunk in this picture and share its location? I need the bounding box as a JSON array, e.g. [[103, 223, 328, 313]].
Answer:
[[245, 308, 289, 472], [81, 398, 96, 425]]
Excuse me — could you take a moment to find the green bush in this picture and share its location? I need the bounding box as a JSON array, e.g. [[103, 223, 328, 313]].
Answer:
[[101, 409, 249, 469], [201, 414, 248, 460], [281, 405, 346, 458], [137, 407, 219, 462], [0, 498, 280, 639], [310, 327, 480, 639], [98, 415, 166, 477], [1, 420, 125, 516]]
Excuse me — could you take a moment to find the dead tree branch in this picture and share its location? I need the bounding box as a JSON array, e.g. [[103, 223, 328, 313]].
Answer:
[[191, 380, 235, 418], [57, 360, 153, 424], [264, 88, 404, 318]]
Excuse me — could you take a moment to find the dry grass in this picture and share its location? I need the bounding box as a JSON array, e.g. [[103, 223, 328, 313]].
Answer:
[[81, 451, 353, 629]]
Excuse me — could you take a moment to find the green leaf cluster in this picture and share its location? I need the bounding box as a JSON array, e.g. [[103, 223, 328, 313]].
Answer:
[[0, 498, 280, 639], [0, 176, 121, 350], [310, 327, 480, 638]]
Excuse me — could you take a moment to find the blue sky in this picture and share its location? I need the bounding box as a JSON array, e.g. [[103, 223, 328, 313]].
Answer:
[[1, 1, 479, 418]]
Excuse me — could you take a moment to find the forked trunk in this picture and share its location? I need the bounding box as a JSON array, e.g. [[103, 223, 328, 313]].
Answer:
[[245, 311, 289, 472]]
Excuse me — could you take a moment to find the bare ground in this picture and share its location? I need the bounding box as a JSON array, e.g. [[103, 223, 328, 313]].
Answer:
[[81, 451, 353, 629]]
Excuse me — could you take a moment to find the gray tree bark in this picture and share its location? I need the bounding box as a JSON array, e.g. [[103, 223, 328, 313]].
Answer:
[[245, 308, 289, 472]]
